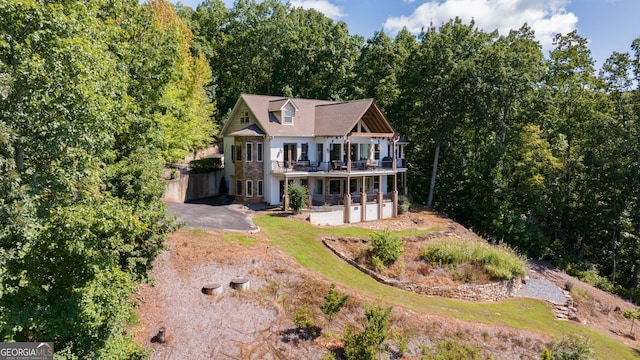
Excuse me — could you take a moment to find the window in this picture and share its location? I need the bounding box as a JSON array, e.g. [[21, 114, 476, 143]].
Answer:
[[236, 180, 242, 196], [374, 144, 380, 160], [373, 177, 380, 192], [359, 143, 370, 160], [257, 180, 263, 197], [246, 180, 253, 197], [257, 143, 263, 162], [329, 179, 342, 194], [283, 106, 294, 124], [235, 142, 242, 161], [300, 143, 308, 160], [246, 143, 253, 162], [240, 111, 250, 124], [365, 178, 372, 192], [317, 143, 323, 163], [315, 179, 323, 194]]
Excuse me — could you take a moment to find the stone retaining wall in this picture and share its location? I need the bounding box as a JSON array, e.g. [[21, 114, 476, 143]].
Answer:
[[322, 237, 522, 302]]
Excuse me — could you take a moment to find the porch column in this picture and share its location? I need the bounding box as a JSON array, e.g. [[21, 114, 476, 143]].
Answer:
[[377, 175, 383, 220], [344, 175, 351, 223], [361, 175, 367, 222], [283, 176, 290, 212], [392, 173, 398, 218], [307, 176, 312, 209], [343, 193, 351, 223], [392, 137, 397, 171], [346, 137, 351, 172]]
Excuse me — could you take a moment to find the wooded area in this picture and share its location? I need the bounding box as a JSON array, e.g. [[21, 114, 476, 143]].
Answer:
[[178, 0, 640, 301], [1, 0, 639, 357]]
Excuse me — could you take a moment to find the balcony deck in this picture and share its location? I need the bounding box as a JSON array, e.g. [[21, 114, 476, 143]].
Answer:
[[271, 159, 407, 175]]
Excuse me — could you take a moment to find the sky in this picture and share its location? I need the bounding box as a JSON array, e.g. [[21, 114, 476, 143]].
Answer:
[[173, 0, 640, 70]]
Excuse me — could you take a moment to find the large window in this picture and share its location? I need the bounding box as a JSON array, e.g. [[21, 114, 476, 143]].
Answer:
[[374, 143, 380, 160], [240, 111, 250, 124], [246, 143, 253, 162], [246, 180, 253, 197], [257, 180, 263, 197], [257, 143, 263, 162], [316, 143, 323, 163], [360, 143, 370, 160], [300, 143, 308, 160]]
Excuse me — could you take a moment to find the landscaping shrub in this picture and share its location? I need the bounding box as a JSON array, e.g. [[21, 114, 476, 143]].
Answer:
[[343, 305, 392, 360], [421, 339, 485, 360], [287, 183, 309, 214], [293, 307, 315, 330], [547, 335, 594, 360], [398, 194, 411, 214], [370, 229, 404, 265], [420, 239, 526, 280], [190, 157, 222, 173], [320, 283, 349, 321]]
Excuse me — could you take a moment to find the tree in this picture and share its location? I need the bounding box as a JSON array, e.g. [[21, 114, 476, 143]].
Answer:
[[343, 305, 392, 360], [397, 18, 489, 208], [622, 307, 640, 337], [149, 0, 216, 162], [0, 0, 194, 357], [287, 182, 309, 214], [320, 283, 349, 321]]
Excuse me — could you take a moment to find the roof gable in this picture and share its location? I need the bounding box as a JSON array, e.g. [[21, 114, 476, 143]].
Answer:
[[220, 94, 397, 139]]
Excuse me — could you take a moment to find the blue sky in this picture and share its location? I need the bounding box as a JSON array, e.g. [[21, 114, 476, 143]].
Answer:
[[173, 0, 640, 70]]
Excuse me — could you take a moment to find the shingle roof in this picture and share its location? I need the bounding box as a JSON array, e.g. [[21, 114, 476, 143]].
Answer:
[[229, 123, 265, 137], [224, 94, 397, 138]]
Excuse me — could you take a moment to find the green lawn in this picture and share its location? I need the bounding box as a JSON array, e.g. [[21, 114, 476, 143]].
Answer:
[[253, 214, 639, 359]]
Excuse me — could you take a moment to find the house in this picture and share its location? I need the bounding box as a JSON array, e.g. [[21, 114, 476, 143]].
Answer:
[[220, 94, 408, 225]]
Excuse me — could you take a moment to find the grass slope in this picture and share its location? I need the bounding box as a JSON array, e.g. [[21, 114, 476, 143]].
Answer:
[[253, 214, 638, 359]]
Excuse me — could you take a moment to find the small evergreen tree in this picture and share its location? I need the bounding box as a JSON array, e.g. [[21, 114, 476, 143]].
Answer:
[[343, 305, 392, 360], [320, 283, 349, 321], [288, 182, 309, 214]]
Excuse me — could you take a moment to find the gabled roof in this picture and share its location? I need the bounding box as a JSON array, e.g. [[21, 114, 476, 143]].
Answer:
[[221, 94, 397, 138]]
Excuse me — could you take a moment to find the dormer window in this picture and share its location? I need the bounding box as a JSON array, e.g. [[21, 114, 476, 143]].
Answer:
[[283, 106, 294, 125], [240, 111, 250, 124]]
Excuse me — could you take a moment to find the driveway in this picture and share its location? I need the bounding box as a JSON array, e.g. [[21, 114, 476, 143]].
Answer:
[[165, 196, 259, 231]]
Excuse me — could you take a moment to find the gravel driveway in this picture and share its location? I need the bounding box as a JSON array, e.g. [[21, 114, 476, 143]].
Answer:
[[514, 277, 568, 304]]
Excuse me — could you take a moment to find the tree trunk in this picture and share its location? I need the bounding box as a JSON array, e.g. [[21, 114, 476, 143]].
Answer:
[[426, 141, 440, 208], [631, 262, 640, 289]]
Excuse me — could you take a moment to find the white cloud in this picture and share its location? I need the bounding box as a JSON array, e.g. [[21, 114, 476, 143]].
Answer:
[[383, 0, 578, 50], [290, 0, 345, 19]]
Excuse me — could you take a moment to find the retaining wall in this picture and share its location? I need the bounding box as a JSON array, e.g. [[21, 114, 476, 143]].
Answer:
[[322, 236, 522, 302], [163, 170, 224, 203]]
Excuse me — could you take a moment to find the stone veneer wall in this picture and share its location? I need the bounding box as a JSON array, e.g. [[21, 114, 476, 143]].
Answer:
[[322, 237, 522, 302]]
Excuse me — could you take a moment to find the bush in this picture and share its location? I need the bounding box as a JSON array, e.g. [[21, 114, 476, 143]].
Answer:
[[190, 157, 222, 173], [343, 305, 392, 360], [547, 335, 594, 360], [398, 194, 411, 214], [320, 284, 349, 321], [422, 339, 485, 360], [287, 183, 309, 214], [293, 307, 315, 330], [370, 229, 404, 265], [420, 239, 526, 281]]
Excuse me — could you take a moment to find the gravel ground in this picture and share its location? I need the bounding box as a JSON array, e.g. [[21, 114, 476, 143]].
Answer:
[[514, 277, 568, 304]]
